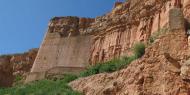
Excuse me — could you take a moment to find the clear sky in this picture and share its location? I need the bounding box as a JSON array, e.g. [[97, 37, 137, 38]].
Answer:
[[0, 0, 115, 55]]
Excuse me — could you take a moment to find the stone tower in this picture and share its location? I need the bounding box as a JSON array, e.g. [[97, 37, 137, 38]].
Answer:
[[25, 17, 94, 83]]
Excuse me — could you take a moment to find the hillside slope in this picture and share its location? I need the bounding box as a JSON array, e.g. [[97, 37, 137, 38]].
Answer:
[[69, 13, 190, 95], [69, 0, 190, 95]]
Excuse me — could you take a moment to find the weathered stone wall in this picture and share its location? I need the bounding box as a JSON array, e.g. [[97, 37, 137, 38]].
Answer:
[[26, 17, 94, 82], [30, 35, 92, 73]]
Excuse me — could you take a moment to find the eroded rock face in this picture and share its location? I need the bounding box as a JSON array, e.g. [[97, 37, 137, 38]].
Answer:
[[0, 49, 38, 87], [181, 59, 190, 80], [69, 17, 190, 95], [11, 49, 38, 78], [69, 0, 190, 95], [88, 0, 174, 64], [183, 0, 190, 22], [0, 56, 13, 87]]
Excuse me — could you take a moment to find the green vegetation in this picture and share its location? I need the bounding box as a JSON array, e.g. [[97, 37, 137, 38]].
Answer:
[[132, 42, 145, 58], [0, 42, 145, 95], [148, 28, 168, 44], [80, 42, 145, 77], [0, 74, 81, 95], [80, 56, 136, 77], [13, 75, 23, 86]]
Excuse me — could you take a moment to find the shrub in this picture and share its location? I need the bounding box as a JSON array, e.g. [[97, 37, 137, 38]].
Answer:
[[63, 74, 78, 83], [80, 64, 102, 77], [14, 75, 23, 82], [80, 42, 146, 77], [98, 59, 121, 73], [132, 42, 145, 58], [148, 28, 168, 44], [13, 75, 24, 86], [80, 56, 136, 77]]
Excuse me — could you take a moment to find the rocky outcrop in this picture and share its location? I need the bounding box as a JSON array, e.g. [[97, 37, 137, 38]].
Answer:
[[0, 49, 38, 87], [87, 0, 189, 64], [11, 49, 38, 78], [0, 56, 13, 87], [69, 7, 190, 95], [88, 0, 174, 64]]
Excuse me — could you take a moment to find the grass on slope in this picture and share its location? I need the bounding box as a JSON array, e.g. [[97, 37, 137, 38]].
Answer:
[[0, 74, 81, 95], [80, 42, 145, 77]]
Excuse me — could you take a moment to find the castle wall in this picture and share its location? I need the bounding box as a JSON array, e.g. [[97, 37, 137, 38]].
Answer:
[[31, 34, 92, 73], [26, 17, 94, 82]]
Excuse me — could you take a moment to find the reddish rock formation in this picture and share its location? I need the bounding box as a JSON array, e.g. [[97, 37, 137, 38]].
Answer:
[[69, 7, 190, 95], [11, 49, 38, 78], [0, 56, 13, 87], [68, 0, 190, 95], [88, 0, 171, 64], [0, 49, 38, 87]]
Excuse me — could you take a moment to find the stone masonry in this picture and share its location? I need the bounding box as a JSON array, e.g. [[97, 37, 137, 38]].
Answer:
[[25, 17, 94, 83]]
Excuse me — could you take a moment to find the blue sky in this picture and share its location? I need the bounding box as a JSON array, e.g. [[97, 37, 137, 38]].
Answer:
[[0, 0, 115, 54]]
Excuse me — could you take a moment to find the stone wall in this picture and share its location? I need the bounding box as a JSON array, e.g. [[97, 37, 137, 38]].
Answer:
[[26, 17, 94, 83]]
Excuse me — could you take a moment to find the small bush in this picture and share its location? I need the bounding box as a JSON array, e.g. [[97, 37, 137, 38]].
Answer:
[[14, 75, 22, 82], [13, 75, 24, 86], [80, 57, 136, 77], [80, 42, 145, 77], [132, 42, 145, 58], [148, 28, 168, 44], [80, 64, 101, 77], [63, 74, 78, 83]]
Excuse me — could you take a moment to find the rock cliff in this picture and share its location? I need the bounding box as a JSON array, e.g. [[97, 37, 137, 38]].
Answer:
[[0, 55, 13, 87], [69, 8, 190, 94], [69, 0, 190, 95], [0, 49, 38, 87], [88, 0, 188, 64]]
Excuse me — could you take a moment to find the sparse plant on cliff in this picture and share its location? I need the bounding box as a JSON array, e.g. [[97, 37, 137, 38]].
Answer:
[[62, 74, 78, 83], [148, 28, 169, 44], [13, 75, 23, 86], [80, 42, 145, 77], [132, 42, 145, 58], [80, 57, 136, 77]]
